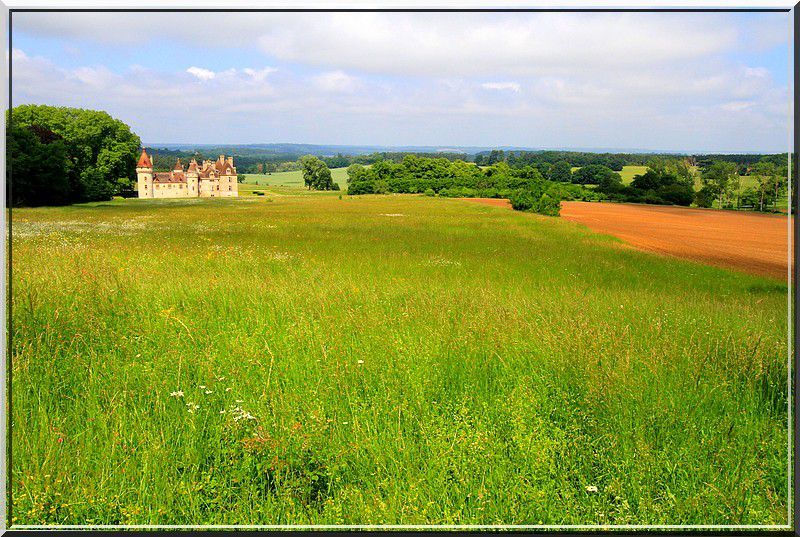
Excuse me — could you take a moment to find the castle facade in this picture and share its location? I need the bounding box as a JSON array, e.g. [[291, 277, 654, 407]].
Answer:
[[136, 149, 239, 198]]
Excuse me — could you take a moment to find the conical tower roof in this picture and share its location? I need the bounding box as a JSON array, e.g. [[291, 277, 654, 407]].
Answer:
[[137, 149, 152, 168]]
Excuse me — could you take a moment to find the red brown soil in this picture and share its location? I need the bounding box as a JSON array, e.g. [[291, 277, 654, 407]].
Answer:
[[464, 198, 792, 279]]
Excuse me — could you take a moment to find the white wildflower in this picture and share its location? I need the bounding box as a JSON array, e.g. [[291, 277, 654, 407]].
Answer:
[[170, 391, 184, 398], [357, 360, 365, 365], [585, 485, 598, 493], [228, 404, 257, 422], [205, 390, 212, 395]]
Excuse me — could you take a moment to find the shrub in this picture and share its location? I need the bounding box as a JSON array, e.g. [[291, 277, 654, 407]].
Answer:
[[537, 193, 561, 216], [694, 186, 716, 208], [508, 190, 536, 212], [423, 188, 435, 197], [374, 180, 389, 194], [659, 183, 694, 206]]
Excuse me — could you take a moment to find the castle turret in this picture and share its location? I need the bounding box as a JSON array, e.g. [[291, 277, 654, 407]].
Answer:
[[136, 149, 154, 198], [186, 158, 199, 196]]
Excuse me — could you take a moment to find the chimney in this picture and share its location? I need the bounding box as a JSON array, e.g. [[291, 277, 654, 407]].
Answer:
[[226, 156, 233, 165]]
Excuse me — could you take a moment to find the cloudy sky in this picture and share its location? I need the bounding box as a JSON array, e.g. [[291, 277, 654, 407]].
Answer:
[[11, 11, 792, 152]]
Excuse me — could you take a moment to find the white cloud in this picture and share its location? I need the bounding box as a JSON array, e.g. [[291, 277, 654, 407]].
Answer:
[[243, 67, 277, 81], [8, 10, 792, 152], [312, 70, 360, 93], [481, 82, 521, 92], [186, 66, 216, 81], [13, 11, 758, 78], [721, 101, 756, 112]]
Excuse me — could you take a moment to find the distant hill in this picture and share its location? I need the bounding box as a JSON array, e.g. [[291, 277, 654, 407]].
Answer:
[[143, 142, 696, 158]]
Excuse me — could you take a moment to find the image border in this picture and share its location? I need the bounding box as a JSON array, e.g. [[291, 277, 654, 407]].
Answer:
[[3, 3, 796, 532]]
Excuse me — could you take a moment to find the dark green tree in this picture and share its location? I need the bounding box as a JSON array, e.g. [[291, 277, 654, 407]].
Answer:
[[7, 124, 71, 206], [701, 161, 738, 209], [572, 164, 619, 186], [346, 163, 367, 184], [299, 155, 338, 190], [9, 105, 141, 203], [547, 161, 572, 183]]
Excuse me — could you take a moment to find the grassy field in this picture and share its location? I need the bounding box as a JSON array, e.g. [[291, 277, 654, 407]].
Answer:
[[570, 166, 647, 185], [10, 191, 789, 526], [618, 166, 649, 185], [243, 168, 349, 190]]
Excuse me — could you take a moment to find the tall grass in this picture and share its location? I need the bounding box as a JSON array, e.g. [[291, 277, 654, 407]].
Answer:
[[10, 194, 789, 526]]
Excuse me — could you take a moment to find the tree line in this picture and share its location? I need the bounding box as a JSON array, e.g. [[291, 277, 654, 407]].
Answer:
[[345, 155, 571, 216], [8, 105, 141, 206], [542, 156, 788, 211], [342, 153, 790, 215]]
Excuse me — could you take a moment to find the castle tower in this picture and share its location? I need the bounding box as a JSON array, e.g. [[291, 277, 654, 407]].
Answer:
[[186, 158, 199, 197], [136, 149, 154, 198]]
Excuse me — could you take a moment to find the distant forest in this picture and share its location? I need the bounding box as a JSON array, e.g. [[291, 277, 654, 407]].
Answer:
[[146, 145, 790, 177]]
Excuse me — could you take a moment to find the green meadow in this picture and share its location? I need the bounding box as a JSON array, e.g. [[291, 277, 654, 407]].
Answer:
[[243, 168, 350, 190], [618, 165, 650, 185], [10, 190, 789, 526], [570, 166, 650, 184]]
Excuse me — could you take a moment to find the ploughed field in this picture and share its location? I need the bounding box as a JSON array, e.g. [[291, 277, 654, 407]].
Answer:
[[11, 193, 789, 526], [465, 198, 791, 280]]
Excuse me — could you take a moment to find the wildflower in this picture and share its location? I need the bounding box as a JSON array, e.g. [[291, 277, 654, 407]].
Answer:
[[218, 376, 225, 381], [199, 385, 206, 389], [357, 360, 365, 365], [225, 387, 232, 392], [170, 391, 184, 398], [56, 437, 64, 444], [236, 399, 244, 403], [205, 390, 212, 395], [585, 485, 598, 493], [220, 410, 226, 414], [229, 405, 257, 422]]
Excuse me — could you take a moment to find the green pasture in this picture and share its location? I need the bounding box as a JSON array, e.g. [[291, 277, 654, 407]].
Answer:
[[244, 168, 349, 190], [618, 166, 649, 185], [10, 193, 789, 526]]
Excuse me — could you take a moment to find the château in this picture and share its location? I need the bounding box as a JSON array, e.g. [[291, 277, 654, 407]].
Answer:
[[136, 149, 238, 198]]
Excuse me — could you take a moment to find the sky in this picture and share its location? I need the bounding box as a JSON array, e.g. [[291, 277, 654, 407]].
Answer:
[[10, 10, 793, 152]]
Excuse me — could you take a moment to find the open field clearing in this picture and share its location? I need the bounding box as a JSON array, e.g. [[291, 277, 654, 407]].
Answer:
[[244, 168, 349, 189], [464, 199, 791, 279], [572, 166, 650, 185], [618, 166, 649, 185], [11, 194, 788, 526]]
